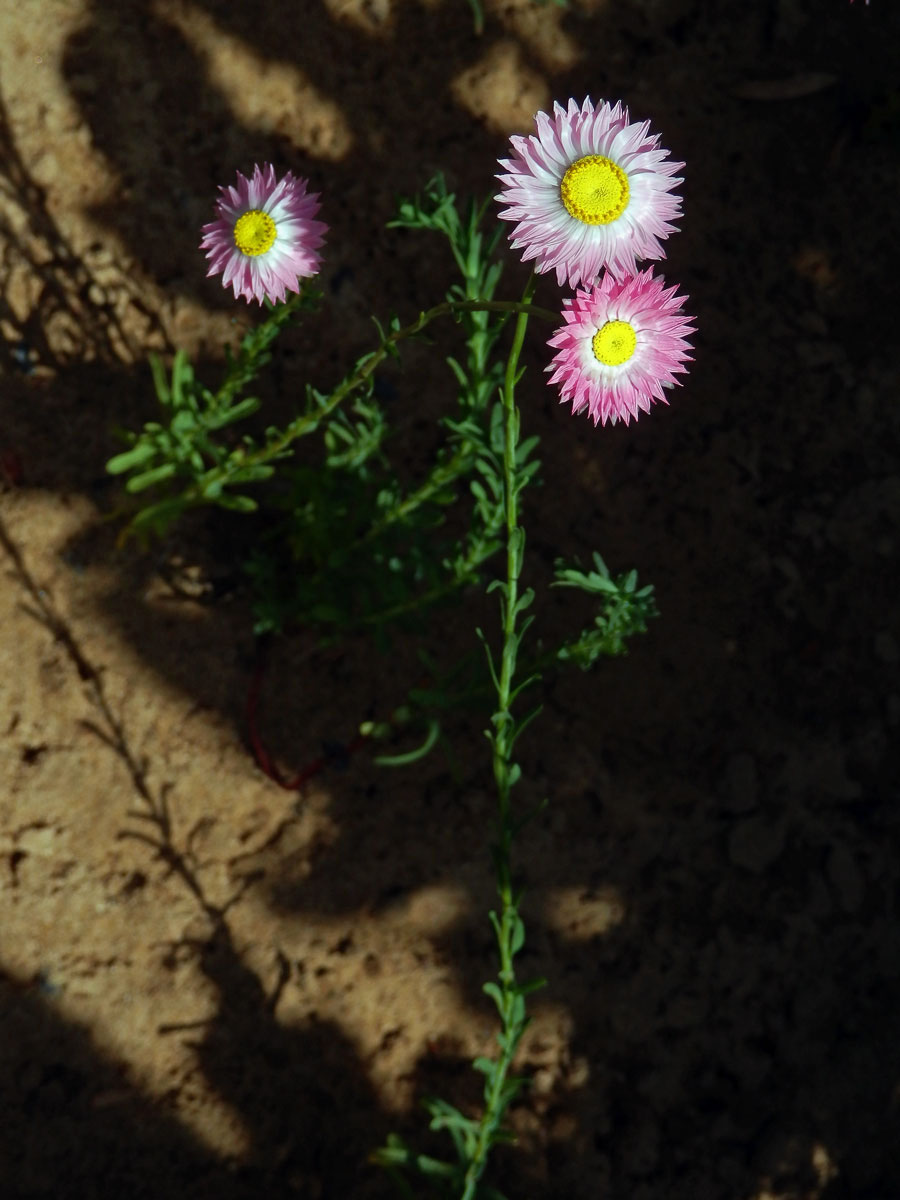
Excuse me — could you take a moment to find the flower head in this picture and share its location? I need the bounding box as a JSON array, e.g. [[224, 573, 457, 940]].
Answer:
[[546, 269, 695, 426], [496, 98, 683, 288], [201, 163, 327, 305]]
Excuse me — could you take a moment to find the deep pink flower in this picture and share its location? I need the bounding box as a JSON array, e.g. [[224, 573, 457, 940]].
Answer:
[[546, 269, 695, 427], [201, 164, 327, 305], [496, 98, 683, 288]]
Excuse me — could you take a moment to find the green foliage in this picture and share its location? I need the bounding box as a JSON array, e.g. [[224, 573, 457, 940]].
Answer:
[[105, 176, 560, 667], [242, 176, 518, 640], [106, 291, 317, 538], [554, 551, 659, 664]]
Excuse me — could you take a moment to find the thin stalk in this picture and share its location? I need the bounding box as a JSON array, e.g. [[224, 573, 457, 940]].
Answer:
[[178, 297, 556, 512], [223, 300, 554, 468], [357, 442, 473, 547], [460, 274, 537, 1200], [355, 245, 511, 552]]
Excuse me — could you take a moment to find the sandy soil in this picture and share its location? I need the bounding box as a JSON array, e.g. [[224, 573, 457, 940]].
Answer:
[[1, 0, 899, 1197]]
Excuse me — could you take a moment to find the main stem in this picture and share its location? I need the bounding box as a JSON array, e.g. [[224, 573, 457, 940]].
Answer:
[[460, 273, 537, 1200]]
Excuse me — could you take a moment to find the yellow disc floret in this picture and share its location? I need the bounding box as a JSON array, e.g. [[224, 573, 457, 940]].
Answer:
[[234, 209, 277, 256], [592, 320, 637, 366], [560, 155, 630, 225]]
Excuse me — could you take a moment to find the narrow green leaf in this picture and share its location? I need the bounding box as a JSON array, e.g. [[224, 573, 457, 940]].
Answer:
[[414, 1154, 457, 1179], [170, 348, 193, 408], [511, 991, 526, 1025], [125, 463, 177, 493], [518, 976, 547, 997], [446, 356, 468, 387], [483, 981, 504, 1014], [515, 434, 540, 464], [221, 464, 275, 485], [513, 587, 534, 617], [510, 914, 525, 956], [204, 396, 260, 430], [373, 719, 440, 766], [215, 493, 257, 513], [149, 353, 169, 405], [106, 442, 156, 475]]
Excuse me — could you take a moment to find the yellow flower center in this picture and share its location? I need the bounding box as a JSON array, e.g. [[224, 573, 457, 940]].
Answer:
[[560, 155, 630, 225], [233, 209, 277, 256], [592, 320, 637, 366]]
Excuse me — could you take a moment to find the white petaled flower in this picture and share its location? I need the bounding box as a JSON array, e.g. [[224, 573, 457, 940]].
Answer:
[[496, 98, 683, 287], [201, 163, 327, 305]]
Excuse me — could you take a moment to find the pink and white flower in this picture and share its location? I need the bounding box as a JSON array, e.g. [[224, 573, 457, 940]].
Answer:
[[201, 163, 327, 305], [546, 269, 695, 427], [496, 98, 683, 288]]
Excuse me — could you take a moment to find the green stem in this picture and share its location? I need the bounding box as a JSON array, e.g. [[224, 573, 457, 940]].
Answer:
[[350, 266, 513, 556], [235, 300, 555, 468], [176, 297, 557, 513], [460, 274, 537, 1200], [358, 442, 473, 548]]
